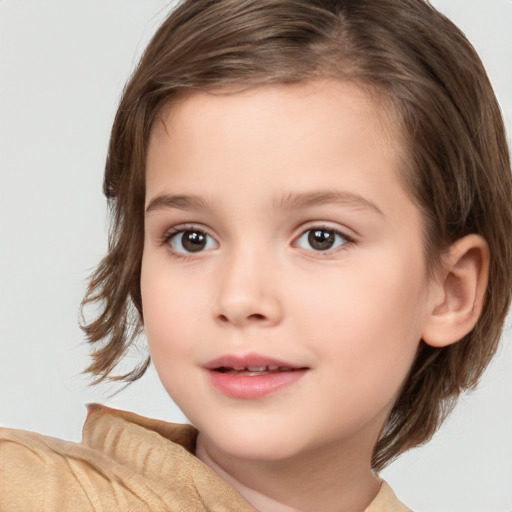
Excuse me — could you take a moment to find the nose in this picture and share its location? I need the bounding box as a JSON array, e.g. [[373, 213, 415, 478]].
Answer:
[[213, 249, 283, 327]]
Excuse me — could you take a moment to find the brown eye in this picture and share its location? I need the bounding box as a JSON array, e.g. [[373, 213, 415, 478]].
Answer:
[[169, 229, 218, 254], [308, 229, 335, 250], [182, 231, 206, 252], [296, 228, 348, 252]]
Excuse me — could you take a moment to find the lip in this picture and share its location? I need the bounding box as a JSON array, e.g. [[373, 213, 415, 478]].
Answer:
[[203, 353, 303, 371], [203, 352, 308, 399]]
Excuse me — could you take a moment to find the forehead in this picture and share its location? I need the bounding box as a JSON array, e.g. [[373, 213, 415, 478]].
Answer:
[[146, 79, 405, 186], [145, 80, 413, 221], [153, 80, 398, 140]]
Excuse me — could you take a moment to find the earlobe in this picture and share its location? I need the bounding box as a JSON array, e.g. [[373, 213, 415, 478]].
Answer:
[[422, 234, 489, 348]]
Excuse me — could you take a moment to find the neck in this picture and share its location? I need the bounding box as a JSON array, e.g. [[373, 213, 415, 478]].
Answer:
[[195, 432, 381, 512]]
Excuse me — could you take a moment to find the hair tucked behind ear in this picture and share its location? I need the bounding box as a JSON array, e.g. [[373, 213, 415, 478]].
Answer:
[[81, 0, 512, 469]]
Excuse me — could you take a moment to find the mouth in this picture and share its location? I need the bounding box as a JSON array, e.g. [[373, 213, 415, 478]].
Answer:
[[214, 365, 302, 376], [204, 353, 308, 399]]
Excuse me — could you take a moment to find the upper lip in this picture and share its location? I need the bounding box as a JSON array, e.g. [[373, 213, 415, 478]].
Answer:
[[203, 352, 307, 371]]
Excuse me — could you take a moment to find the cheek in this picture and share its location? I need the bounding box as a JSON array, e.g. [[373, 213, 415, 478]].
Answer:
[[141, 261, 203, 365], [288, 252, 428, 376], [141, 278, 202, 404]]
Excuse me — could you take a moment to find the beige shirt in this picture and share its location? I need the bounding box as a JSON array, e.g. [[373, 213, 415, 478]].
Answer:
[[1, 404, 411, 511]]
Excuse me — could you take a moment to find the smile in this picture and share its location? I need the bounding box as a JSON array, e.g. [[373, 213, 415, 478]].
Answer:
[[216, 365, 298, 376], [204, 353, 308, 399]]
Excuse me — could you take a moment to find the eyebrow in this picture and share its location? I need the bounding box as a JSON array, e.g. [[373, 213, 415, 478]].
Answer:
[[145, 194, 211, 214], [145, 190, 384, 216], [276, 190, 384, 216]]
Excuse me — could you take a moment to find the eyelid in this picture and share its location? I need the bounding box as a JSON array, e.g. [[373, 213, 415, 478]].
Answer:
[[294, 221, 356, 241], [162, 222, 215, 239]]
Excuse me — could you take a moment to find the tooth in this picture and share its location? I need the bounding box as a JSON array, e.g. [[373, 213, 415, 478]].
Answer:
[[247, 366, 267, 372], [268, 365, 279, 371]]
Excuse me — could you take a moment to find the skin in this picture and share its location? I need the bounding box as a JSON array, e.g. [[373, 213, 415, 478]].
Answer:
[[141, 80, 443, 512]]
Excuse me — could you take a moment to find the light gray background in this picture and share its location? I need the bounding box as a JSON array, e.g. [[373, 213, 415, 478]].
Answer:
[[1, 1, 511, 511]]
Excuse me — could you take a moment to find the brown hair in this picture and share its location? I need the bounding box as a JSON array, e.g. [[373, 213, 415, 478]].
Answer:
[[82, 0, 512, 470]]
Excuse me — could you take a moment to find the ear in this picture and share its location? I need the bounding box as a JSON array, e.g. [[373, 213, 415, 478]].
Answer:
[[422, 234, 489, 348]]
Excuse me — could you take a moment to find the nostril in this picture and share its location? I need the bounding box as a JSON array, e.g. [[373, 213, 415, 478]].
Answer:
[[214, 295, 281, 326], [216, 312, 267, 324], [248, 313, 266, 321]]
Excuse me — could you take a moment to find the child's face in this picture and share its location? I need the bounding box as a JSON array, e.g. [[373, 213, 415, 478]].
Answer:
[[141, 81, 436, 462]]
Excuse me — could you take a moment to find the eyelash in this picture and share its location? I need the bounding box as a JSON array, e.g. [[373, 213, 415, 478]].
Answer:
[[293, 225, 354, 256], [160, 224, 355, 259], [160, 225, 218, 260]]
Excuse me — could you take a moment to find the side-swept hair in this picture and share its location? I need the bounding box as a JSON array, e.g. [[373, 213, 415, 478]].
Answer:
[[82, 0, 512, 470]]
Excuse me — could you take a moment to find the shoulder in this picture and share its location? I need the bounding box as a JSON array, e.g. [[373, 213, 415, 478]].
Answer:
[[0, 406, 255, 512], [1, 421, 192, 511], [1, 426, 107, 511], [0, 421, 187, 511]]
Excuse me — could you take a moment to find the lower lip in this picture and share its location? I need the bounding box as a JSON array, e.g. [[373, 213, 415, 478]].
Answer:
[[208, 369, 307, 399]]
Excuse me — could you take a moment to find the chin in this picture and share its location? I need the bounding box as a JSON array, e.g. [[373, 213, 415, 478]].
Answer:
[[196, 416, 314, 462], [215, 437, 303, 462]]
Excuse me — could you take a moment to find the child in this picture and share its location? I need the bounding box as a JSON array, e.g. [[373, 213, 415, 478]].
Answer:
[[1, 0, 511, 510]]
